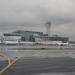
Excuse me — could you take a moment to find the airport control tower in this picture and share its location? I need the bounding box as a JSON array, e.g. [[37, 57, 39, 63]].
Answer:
[[45, 21, 51, 37]]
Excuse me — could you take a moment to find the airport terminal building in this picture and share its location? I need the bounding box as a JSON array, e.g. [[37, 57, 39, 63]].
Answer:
[[2, 30, 69, 45]]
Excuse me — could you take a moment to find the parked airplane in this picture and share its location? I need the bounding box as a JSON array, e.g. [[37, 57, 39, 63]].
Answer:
[[57, 42, 69, 46]]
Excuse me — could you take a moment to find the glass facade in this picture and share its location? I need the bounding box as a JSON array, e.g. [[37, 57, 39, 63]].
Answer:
[[4, 30, 43, 42]]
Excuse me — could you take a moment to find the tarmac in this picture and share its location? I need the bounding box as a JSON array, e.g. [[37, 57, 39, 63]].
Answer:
[[0, 52, 18, 75], [1, 57, 75, 75], [1, 46, 75, 75]]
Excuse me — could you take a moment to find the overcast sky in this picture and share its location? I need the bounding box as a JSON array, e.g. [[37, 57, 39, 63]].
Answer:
[[0, 0, 75, 40]]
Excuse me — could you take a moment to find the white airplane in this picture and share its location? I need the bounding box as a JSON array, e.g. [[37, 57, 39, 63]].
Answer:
[[35, 41, 69, 46], [4, 40, 19, 45], [57, 42, 69, 46], [19, 41, 34, 45], [3, 40, 35, 45]]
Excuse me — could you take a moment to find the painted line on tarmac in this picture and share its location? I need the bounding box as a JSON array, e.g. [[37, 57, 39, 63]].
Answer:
[[0, 53, 11, 64], [0, 53, 18, 75], [0, 59, 18, 75]]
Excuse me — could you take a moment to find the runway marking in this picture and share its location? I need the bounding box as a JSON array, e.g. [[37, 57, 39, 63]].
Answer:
[[0, 53, 18, 75]]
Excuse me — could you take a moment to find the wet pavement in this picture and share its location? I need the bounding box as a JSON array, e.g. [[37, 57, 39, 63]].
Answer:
[[1, 46, 75, 75], [0, 61, 7, 70], [2, 57, 75, 75]]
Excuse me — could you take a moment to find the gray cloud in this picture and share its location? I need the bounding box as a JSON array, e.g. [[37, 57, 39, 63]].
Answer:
[[0, 0, 75, 40]]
